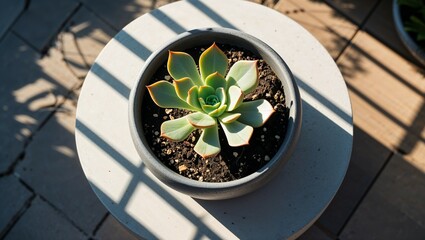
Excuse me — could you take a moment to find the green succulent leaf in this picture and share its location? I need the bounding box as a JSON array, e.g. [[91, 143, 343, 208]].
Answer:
[[404, 16, 425, 41], [219, 120, 253, 147], [397, 0, 424, 9], [187, 112, 216, 128], [173, 77, 195, 101], [198, 85, 216, 100], [168, 51, 203, 86], [226, 85, 244, 111], [200, 98, 220, 113], [199, 43, 229, 80], [187, 86, 201, 110], [160, 116, 195, 141], [218, 112, 241, 123], [194, 125, 221, 158], [208, 104, 227, 118], [215, 87, 227, 107], [146, 80, 197, 110], [226, 60, 259, 94], [232, 99, 275, 127], [205, 72, 227, 90]]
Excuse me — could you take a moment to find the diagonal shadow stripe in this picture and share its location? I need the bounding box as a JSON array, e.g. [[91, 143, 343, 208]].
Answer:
[[115, 30, 152, 61], [188, 0, 237, 29], [89, 182, 157, 240], [150, 9, 186, 34], [76, 119, 222, 239], [296, 77, 353, 125], [90, 63, 130, 99]]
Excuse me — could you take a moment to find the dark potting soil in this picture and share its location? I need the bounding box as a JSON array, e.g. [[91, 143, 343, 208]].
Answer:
[[142, 43, 289, 182]]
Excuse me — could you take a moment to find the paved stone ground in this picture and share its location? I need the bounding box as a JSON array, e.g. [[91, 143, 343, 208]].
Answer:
[[0, 0, 424, 239]]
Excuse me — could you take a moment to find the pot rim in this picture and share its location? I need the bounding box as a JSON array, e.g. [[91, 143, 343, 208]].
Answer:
[[129, 27, 301, 195]]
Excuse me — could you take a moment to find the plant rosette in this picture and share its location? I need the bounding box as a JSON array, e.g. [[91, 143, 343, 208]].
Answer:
[[146, 42, 273, 158], [129, 28, 301, 200]]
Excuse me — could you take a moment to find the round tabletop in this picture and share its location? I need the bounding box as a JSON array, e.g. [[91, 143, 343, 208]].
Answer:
[[75, 0, 353, 239]]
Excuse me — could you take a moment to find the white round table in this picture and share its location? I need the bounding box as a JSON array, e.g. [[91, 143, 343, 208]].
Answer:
[[75, 0, 353, 239]]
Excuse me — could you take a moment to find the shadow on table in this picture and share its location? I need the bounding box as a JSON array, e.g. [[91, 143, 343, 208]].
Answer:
[[195, 96, 352, 239], [76, 0, 425, 239]]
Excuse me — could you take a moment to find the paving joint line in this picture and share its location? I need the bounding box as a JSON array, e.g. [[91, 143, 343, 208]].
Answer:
[[337, 151, 394, 236], [92, 212, 109, 236], [0, 193, 36, 239], [314, 222, 339, 239], [79, 3, 120, 32], [334, 0, 383, 62], [37, 194, 89, 237], [0, 0, 31, 43], [9, 30, 40, 54], [0, 81, 81, 178], [38, 2, 83, 57]]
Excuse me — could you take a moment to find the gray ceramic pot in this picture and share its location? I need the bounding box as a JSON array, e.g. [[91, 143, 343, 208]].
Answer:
[[393, 0, 425, 66], [129, 28, 302, 200]]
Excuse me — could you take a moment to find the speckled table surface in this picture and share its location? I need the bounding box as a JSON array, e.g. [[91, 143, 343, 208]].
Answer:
[[75, 0, 353, 239]]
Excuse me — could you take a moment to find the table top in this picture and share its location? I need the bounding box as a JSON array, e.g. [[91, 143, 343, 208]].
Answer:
[[75, 0, 353, 239]]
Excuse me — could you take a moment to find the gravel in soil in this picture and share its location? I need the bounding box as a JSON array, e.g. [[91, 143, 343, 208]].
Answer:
[[142, 43, 289, 182]]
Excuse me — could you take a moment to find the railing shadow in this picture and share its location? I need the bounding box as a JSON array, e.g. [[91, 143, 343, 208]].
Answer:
[[76, 0, 424, 239], [76, 1, 354, 239]]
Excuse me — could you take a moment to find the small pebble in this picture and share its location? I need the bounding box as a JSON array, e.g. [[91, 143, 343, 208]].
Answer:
[[154, 131, 159, 136], [166, 149, 172, 155], [153, 113, 158, 117], [233, 152, 238, 157], [265, 155, 270, 161], [263, 127, 267, 132], [275, 135, 280, 140], [261, 135, 264, 139], [265, 93, 271, 98], [199, 176, 204, 182], [164, 75, 171, 80], [165, 109, 173, 114]]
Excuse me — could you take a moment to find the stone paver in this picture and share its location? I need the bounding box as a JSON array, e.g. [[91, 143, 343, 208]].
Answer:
[[95, 215, 139, 240], [0, 175, 33, 238], [274, 0, 357, 59], [340, 153, 425, 239], [81, 0, 178, 30], [322, 0, 380, 25], [12, 0, 79, 52], [4, 196, 86, 240], [0, 33, 79, 174], [59, 6, 117, 78], [337, 30, 425, 153], [317, 126, 392, 235], [298, 224, 333, 240], [0, 0, 25, 39], [15, 99, 107, 235]]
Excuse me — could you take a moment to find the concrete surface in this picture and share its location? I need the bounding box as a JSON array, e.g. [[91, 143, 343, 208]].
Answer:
[[0, 0, 424, 239]]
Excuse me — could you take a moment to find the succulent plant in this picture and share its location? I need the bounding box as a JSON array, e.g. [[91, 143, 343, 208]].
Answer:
[[146, 43, 275, 158]]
